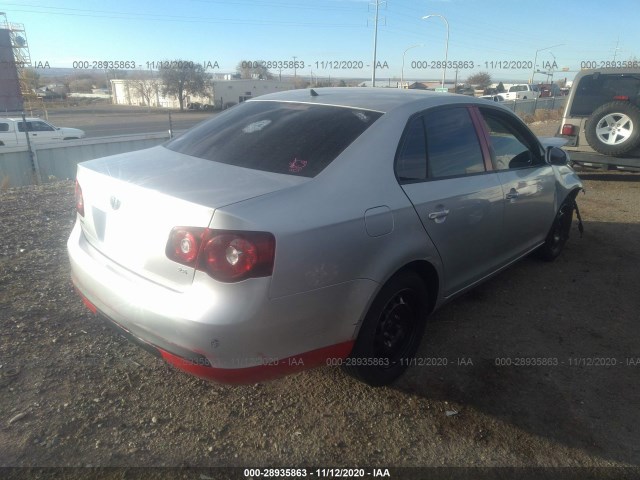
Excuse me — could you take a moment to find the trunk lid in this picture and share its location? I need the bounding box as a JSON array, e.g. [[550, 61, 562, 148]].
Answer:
[[76, 145, 307, 290]]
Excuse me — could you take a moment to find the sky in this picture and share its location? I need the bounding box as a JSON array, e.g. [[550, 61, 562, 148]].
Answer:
[[1, 0, 639, 83]]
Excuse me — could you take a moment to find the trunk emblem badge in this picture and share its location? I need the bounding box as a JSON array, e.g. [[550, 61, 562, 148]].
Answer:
[[110, 196, 121, 210]]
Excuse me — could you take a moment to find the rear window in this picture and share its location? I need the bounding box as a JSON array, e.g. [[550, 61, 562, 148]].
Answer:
[[0, 123, 8, 132], [570, 74, 640, 116], [165, 100, 383, 177]]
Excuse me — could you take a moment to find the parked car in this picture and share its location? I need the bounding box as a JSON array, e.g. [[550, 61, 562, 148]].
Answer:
[[498, 84, 541, 101], [538, 83, 563, 98], [557, 68, 640, 170], [0, 117, 85, 147], [480, 94, 504, 102], [68, 88, 583, 387], [454, 84, 476, 96]]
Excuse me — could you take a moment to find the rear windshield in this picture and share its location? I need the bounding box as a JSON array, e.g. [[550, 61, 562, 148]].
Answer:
[[165, 100, 383, 177], [570, 74, 640, 116]]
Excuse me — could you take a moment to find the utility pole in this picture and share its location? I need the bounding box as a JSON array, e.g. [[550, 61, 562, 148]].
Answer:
[[370, 0, 385, 87], [293, 56, 298, 84], [613, 37, 620, 62]]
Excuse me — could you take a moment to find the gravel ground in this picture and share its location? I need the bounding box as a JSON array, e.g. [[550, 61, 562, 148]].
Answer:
[[1, 120, 639, 478]]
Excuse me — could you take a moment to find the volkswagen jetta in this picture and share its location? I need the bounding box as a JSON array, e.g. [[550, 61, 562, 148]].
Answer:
[[68, 88, 583, 386]]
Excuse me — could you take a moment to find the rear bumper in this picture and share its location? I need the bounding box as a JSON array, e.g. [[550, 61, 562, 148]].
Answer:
[[566, 150, 640, 169], [67, 221, 370, 383], [76, 292, 353, 384]]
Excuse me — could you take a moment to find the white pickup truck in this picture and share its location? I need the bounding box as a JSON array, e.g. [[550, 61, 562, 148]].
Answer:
[[498, 84, 541, 101], [0, 117, 85, 147]]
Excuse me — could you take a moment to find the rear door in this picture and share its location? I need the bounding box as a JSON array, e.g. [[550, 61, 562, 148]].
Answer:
[[397, 106, 504, 297], [476, 107, 556, 261]]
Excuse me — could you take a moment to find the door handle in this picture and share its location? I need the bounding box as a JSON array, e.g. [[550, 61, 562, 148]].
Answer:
[[428, 209, 450, 222], [505, 189, 519, 200]]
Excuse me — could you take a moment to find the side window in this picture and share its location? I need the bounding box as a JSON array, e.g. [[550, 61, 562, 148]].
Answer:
[[479, 109, 543, 170], [395, 116, 427, 181], [423, 107, 485, 178], [32, 121, 54, 132], [0, 123, 9, 132]]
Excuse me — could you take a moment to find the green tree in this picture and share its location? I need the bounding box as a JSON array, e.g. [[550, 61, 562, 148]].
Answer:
[[467, 71, 492, 88], [160, 60, 210, 111]]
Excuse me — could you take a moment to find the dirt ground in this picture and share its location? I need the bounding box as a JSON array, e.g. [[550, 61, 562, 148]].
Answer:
[[1, 120, 639, 478]]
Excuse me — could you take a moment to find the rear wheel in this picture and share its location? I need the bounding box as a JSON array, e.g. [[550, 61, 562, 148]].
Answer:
[[585, 102, 640, 156], [344, 271, 429, 386]]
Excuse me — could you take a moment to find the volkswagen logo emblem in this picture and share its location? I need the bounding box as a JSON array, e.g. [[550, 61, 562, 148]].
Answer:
[[110, 196, 121, 210]]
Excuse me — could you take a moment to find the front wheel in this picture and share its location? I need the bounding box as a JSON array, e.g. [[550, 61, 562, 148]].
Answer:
[[535, 202, 575, 261], [344, 271, 429, 386]]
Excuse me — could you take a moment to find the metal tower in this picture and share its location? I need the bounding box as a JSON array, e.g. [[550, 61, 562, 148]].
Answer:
[[1, 12, 33, 106]]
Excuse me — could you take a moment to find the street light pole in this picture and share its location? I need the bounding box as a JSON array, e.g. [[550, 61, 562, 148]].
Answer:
[[401, 44, 423, 87], [423, 14, 449, 89], [531, 44, 563, 83]]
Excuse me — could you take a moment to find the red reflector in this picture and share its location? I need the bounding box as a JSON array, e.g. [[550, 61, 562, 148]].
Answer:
[[561, 124, 576, 136], [613, 95, 629, 101], [81, 294, 97, 314], [75, 180, 84, 217]]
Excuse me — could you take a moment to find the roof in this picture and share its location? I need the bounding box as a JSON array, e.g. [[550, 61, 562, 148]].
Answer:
[[247, 87, 485, 113], [572, 68, 640, 83], [0, 117, 45, 122]]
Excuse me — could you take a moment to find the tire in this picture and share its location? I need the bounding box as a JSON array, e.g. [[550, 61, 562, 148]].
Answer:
[[536, 201, 575, 261], [584, 101, 640, 156], [344, 271, 429, 386]]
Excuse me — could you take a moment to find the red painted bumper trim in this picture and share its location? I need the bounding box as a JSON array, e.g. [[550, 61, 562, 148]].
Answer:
[[159, 341, 355, 384]]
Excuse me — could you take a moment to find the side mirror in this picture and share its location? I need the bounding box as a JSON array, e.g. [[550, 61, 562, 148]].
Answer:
[[547, 146, 568, 166]]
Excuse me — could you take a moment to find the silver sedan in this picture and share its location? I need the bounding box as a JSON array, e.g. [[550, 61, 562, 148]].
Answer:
[[68, 88, 583, 386]]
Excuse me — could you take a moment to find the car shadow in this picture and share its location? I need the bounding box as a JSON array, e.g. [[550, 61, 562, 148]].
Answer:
[[394, 220, 640, 465]]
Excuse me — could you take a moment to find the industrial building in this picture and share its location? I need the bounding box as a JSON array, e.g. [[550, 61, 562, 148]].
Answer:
[[110, 78, 294, 109]]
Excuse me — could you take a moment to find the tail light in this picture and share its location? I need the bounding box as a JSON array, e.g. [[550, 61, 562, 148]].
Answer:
[[75, 180, 84, 217], [561, 124, 576, 136], [166, 228, 275, 282], [613, 95, 629, 101]]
